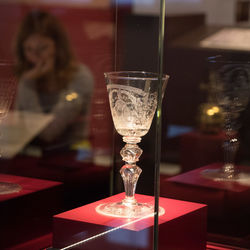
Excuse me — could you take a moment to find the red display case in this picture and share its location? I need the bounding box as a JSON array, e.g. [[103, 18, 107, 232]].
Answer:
[[53, 193, 207, 250], [161, 163, 250, 238], [0, 173, 63, 249]]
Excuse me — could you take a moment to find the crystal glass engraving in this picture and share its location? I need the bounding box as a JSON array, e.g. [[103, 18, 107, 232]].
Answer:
[[0, 62, 21, 194], [96, 71, 169, 218], [202, 56, 250, 181]]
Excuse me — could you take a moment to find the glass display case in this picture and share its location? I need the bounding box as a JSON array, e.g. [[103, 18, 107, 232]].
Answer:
[[0, 0, 250, 249]]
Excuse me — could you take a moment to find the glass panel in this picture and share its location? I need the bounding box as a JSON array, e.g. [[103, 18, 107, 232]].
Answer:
[[0, 1, 113, 249], [0, 0, 164, 249], [160, 0, 250, 249], [5, 0, 250, 249]]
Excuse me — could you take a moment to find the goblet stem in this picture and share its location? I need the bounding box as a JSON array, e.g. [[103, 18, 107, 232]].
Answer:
[[201, 134, 241, 181], [120, 137, 143, 205], [222, 134, 239, 178], [120, 163, 142, 205]]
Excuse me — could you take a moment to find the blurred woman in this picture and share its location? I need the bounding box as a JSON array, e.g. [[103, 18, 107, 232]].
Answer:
[[14, 10, 93, 150]]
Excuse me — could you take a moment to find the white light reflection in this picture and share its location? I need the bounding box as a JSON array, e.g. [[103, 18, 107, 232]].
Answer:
[[60, 211, 156, 250]]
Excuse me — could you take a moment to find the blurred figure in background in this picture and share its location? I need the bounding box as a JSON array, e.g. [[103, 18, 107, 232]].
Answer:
[[14, 10, 93, 152]]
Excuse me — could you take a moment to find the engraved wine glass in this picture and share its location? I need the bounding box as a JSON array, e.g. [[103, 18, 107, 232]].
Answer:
[[202, 56, 250, 181], [96, 71, 169, 218], [0, 61, 21, 194]]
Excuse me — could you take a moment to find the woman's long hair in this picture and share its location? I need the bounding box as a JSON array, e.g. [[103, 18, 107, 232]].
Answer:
[[14, 10, 76, 88]]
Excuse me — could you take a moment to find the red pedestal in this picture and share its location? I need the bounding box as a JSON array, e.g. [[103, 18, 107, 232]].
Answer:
[[53, 193, 207, 250], [161, 163, 250, 223], [0, 174, 63, 249], [0, 173, 62, 202]]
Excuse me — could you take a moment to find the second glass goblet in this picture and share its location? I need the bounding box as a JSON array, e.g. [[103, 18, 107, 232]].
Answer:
[[0, 61, 21, 194], [202, 56, 250, 181], [96, 71, 169, 218]]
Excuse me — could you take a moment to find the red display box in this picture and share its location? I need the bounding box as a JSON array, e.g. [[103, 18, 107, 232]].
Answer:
[[53, 193, 207, 250], [161, 163, 250, 220], [0, 173, 62, 202], [0, 173, 63, 249]]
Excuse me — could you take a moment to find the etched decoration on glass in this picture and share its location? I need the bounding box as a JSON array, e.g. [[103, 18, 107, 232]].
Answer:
[[0, 61, 20, 194], [202, 56, 250, 181], [96, 71, 169, 218]]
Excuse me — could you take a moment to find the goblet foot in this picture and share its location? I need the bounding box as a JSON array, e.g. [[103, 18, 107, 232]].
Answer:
[[201, 165, 250, 181], [96, 201, 165, 218], [201, 168, 238, 181], [0, 181, 22, 195]]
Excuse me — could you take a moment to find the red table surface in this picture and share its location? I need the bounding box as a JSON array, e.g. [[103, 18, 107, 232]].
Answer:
[[0, 173, 62, 202], [54, 192, 206, 232]]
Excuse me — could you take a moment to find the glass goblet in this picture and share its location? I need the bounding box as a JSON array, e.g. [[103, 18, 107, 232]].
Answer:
[[202, 56, 250, 181], [96, 71, 169, 218], [0, 61, 21, 194]]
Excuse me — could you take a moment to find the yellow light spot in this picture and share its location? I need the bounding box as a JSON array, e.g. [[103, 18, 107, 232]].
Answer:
[[66, 94, 72, 101], [71, 92, 78, 99], [157, 110, 161, 118], [65, 92, 78, 102], [212, 106, 219, 113], [206, 109, 214, 116]]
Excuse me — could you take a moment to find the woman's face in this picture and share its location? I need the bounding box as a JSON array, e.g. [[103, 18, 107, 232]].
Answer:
[[23, 34, 55, 65]]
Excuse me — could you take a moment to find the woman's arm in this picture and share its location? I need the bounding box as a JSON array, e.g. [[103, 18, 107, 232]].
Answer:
[[15, 78, 43, 113], [39, 65, 94, 142]]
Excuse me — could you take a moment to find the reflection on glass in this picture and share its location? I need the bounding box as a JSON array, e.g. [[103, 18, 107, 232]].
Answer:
[[0, 61, 21, 194], [202, 56, 250, 181], [96, 71, 169, 218]]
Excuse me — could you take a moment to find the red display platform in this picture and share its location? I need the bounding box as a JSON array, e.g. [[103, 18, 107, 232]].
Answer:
[[0, 173, 62, 202], [53, 193, 207, 250], [0, 173, 63, 249], [161, 163, 250, 220]]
